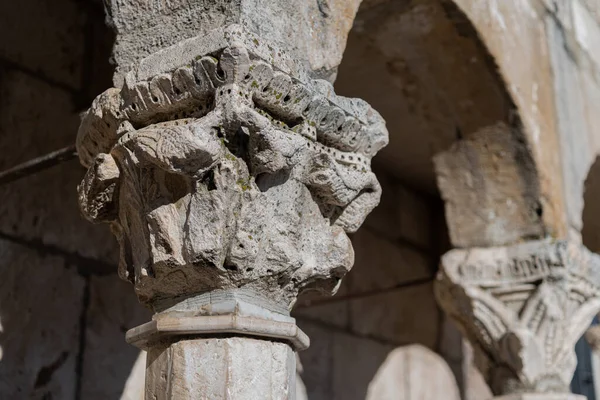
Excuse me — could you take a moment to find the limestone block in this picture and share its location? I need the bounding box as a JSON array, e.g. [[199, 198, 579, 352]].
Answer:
[[80, 275, 151, 399], [349, 282, 440, 348], [0, 70, 79, 169], [366, 345, 461, 400], [145, 337, 295, 400], [434, 122, 545, 248], [0, 239, 84, 399], [580, 0, 600, 23], [0, 0, 85, 86], [573, 0, 600, 68], [463, 340, 494, 400], [332, 331, 393, 400], [105, 0, 362, 85], [0, 70, 118, 266], [452, 0, 565, 239], [546, 14, 596, 234], [581, 66, 600, 159]]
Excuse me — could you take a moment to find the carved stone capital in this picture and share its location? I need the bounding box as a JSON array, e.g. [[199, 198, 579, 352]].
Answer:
[[435, 239, 600, 396], [76, 25, 388, 311]]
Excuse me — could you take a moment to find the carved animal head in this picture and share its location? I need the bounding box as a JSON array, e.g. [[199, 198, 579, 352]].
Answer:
[[77, 42, 388, 309]]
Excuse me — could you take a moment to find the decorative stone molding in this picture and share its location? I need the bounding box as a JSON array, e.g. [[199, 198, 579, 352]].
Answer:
[[127, 289, 310, 351], [77, 25, 388, 311], [435, 239, 600, 397]]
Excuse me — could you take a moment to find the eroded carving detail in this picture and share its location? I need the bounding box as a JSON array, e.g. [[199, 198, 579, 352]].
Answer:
[[436, 239, 600, 395], [77, 31, 388, 309]]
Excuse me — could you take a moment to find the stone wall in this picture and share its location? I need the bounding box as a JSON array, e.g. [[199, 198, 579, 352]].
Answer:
[[0, 0, 151, 398]]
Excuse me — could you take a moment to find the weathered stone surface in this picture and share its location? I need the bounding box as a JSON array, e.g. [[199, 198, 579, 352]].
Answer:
[[105, 0, 362, 86], [77, 30, 388, 309], [434, 122, 545, 248], [145, 337, 295, 400], [0, 239, 84, 399], [0, 69, 78, 168], [76, 15, 388, 399], [452, 0, 567, 239], [366, 345, 461, 400], [0, 69, 118, 266], [0, 0, 85, 87], [81, 275, 151, 399], [546, 15, 596, 236], [436, 239, 600, 395]]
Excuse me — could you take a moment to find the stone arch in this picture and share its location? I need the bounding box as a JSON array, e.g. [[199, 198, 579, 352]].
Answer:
[[333, 0, 561, 248], [445, 0, 600, 243], [295, 0, 556, 399]]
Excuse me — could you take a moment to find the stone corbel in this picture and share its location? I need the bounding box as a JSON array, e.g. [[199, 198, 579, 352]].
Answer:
[[436, 239, 600, 400]]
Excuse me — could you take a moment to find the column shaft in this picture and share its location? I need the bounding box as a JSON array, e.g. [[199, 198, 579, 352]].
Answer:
[[146, 337, 295, 400]]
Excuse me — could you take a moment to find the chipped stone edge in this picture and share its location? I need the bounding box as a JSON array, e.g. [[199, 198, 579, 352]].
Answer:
[[126, 314, 310, 351], [133, 24, 306, 85]]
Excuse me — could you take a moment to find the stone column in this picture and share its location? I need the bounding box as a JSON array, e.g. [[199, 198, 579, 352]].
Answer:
[[76, 23, 388, 399], [436, 239, 600, 400]]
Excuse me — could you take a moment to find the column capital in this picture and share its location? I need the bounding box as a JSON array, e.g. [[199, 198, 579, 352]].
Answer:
[[76, 24, 388, 311], [436, 239, 600, 396]]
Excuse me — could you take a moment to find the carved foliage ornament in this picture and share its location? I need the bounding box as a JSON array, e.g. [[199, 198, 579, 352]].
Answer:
[[76, 30, 389, 309], [436, 239, 600, 395]]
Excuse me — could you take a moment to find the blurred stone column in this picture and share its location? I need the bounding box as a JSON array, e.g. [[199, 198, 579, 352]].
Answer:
[[75, 2, 388, 397], [436, 239, 600, 400]]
